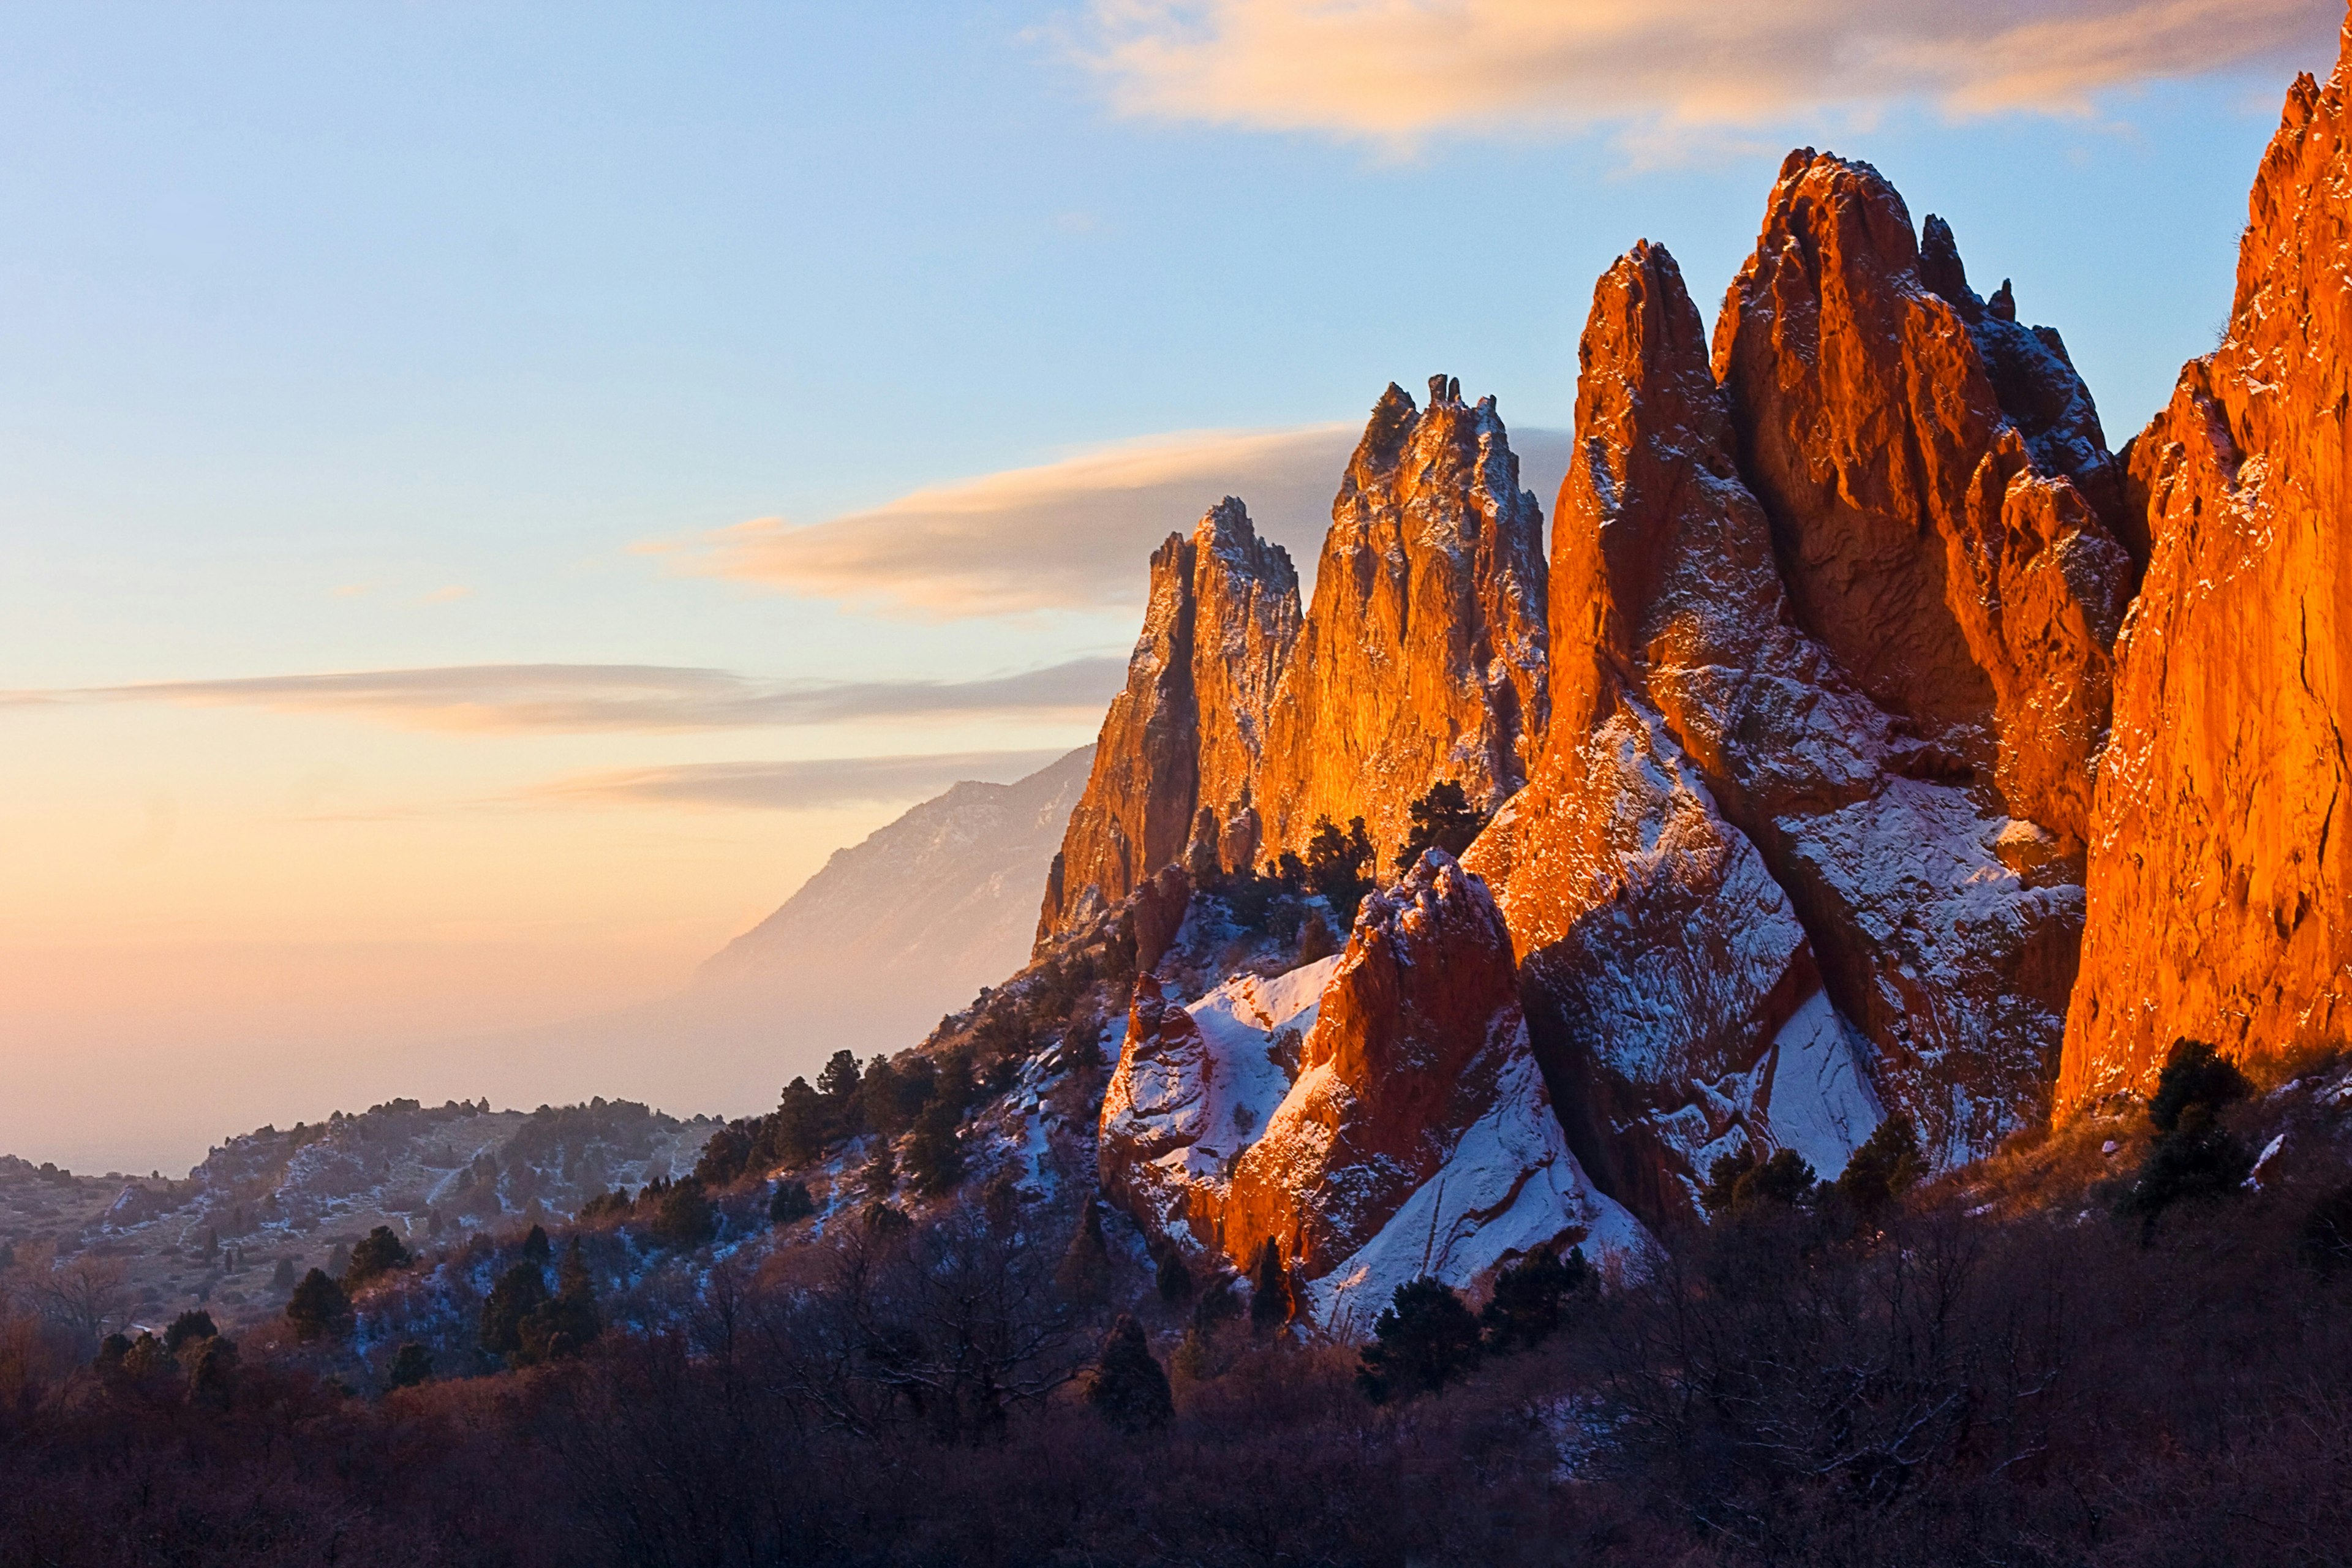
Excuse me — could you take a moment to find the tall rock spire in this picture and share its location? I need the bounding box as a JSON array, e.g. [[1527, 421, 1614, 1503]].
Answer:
[[1037, 499, 1300, 943], [2061, 24, 2352, 1107], [1259, 377, 1549, 869]]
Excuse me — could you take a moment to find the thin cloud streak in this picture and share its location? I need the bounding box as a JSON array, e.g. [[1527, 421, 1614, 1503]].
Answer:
[[520, 750, 1073, 812], [1, 660, 1127, 735], [668, 418, 1570, 619], [1070, 0, 2338, 146]]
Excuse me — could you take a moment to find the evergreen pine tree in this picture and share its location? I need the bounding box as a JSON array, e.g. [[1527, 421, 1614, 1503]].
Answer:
[[1248, 1238, 1292, 1331], [817, 1049, 865, 1136], [651, 1181, 717, 1248], [1303, 816, 1376, 924], [518, 1237, 600, 1362], [480, 1260, 549, 1358], [1153, 1242, 1194, 1304], [1702, 1145, 1817, 1218], [388, 1342, 434, 1389], [1834, 1112, 1927, 1219], [2122, 1039, 2257, 1233], [1357, 1276, 1482, 1403], [1086, 1314, 1173, 1433], [271, 1256, 297, 1290], [1480, 1246, 1587, 1352], [902, 1099, 965, 1197], [344, 1225, 412, 1289], [163, 1308, 218, 1354], [774, 1076, 826, 1164], [768, 1180, 815, 1225], [1055, 1200, 1113, 1306], [862, 1055, 911, 1138], [285, 1268, 352, 1343], [1393, 780, 1490, 873], [862, 1138, 899, 1200], [185, 1333, 238, 1406]]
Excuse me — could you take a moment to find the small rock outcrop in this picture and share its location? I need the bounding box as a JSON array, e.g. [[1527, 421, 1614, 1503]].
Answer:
[[1038, 500, 1300, 940], [1259, 377, 1550, 867], [2060, 26, 2352, 1107]]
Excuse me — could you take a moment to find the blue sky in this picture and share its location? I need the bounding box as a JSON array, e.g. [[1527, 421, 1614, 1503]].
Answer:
[[0, 0, 2337, 1170]]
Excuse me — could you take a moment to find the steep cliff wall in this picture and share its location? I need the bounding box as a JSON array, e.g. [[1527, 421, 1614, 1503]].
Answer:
[[2061, 28, 2352, 1107]]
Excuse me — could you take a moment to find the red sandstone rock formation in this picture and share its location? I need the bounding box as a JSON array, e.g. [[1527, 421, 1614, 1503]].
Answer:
[[1260, 376, 1549, 867], [1098, 854, 1638, 1321], [1037, 499, 1299, 940], [1480, 177, 2138, 1205], [2060, 26, 2352, 1108], [1715, 152, 2131, 849]]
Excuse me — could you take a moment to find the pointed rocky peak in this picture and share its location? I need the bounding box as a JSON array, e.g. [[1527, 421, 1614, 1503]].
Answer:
[[1037, 500, 1302, 944], [1193, 494, 1298, 589], [1917, 213, 2127, 549], [2062, 18, 2352, 1107], [1259, 377, 1550, 867], [1550, 240, 1757, 738], [1714, 146, 2130, 846], [1215, 851, 1632, 1293]]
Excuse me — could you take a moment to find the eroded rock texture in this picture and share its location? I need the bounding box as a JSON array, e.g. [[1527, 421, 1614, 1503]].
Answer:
[[1259, 377, 1550, 867], [1099, 854, 1638, 1324], [2061, 31, 2352, 1107], [1038, 499, 1300, 940], [1716, 151, 2132, 850], [1480, 184, 2132, 1205]]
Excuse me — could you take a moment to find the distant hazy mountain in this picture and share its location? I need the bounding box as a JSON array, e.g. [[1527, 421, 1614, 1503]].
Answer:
[[695, 745, 1095, 1045]]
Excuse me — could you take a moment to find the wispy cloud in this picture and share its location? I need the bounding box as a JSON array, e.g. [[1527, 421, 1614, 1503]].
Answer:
[[662, 418, 1569, 619], [1, 660, 1126, 735], [1068, 0, 2338, 148], [518, 749, 1074, 811]]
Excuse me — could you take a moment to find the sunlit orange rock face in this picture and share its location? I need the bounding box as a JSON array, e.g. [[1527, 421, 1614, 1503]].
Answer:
[[1040, 380, 1547, 942], [1479, 156, 2135, 1204], [1211, 853, 1526, 1275], [1259, 376, 1550, 868], [1715, 151, 2132, 850], [2060, 31, 2352, 1109], [1036, 499, 1300, 940]]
